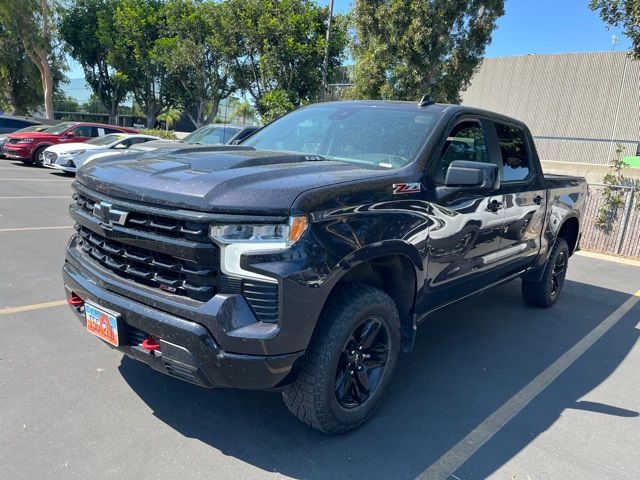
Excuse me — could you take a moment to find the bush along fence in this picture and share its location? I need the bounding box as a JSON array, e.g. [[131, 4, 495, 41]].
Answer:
[[580, 184, 640, 259]]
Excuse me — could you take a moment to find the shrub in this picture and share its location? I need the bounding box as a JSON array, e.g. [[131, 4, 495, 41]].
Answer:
[[139, 128, 177, 140]]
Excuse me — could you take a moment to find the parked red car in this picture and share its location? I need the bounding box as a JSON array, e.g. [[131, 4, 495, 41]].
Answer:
[[3, 121, 138, 166]]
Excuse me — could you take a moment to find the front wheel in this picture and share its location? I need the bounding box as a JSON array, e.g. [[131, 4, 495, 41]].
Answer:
[[32, 146, 47, 167], [522, 237, 569, 308], [282, 284, 401, 434]]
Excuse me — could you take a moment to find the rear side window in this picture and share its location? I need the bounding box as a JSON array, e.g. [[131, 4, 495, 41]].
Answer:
[[104, 128, 122, 135], [434, 120, 490, 183], [495, 123, 532, 182]]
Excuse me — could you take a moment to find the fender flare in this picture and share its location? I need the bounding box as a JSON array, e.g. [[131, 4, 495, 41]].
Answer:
[[525, 212, 581, 282], [319, 240, 424, 351]]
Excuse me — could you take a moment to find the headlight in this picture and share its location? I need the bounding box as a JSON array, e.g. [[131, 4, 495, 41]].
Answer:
[[66, 149, 86, 155], [16, 138, 34, 143], [210, 216, 308, 283], [210, 216, 308, 246]]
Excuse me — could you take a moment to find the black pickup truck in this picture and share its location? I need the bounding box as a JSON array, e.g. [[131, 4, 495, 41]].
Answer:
[[63, 100, 587, 433]]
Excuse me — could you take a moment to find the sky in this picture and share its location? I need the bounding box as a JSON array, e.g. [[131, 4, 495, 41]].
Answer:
[[66, 0, 631, 80]]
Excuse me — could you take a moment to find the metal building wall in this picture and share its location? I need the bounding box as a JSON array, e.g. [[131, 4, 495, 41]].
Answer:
[[461, 52, 640, 166]]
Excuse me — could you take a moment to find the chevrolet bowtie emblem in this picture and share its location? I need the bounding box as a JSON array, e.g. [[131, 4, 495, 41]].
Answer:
[[92, 201, 128, 227]]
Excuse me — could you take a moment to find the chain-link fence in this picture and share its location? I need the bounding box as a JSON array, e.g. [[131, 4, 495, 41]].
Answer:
[[580, 184, 640, 258]]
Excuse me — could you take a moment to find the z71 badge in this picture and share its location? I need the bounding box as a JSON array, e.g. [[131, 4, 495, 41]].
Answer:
[[392, 183, 421, 195]]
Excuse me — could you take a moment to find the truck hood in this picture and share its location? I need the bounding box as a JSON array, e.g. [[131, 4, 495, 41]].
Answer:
[[76, 148, 396, 215]]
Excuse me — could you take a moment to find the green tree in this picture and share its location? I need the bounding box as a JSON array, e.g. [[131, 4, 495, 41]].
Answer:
[[0, 25, 43, 115], [53, 92, 82, 113], [155, 0, 239, 128], [231, 99, 256, 124], [0, 0, 61, 118], [227, 0, 348, 119], [590, 1, 640, 59], [59, 0, 129, 124], [108, 0, 176, 127], [351, 0, 505, 103], [157, 108, 181, 130]]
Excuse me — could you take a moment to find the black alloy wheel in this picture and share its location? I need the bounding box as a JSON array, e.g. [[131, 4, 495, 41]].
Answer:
[[335, 317, 390, 409], [550, 250, 566, 296]]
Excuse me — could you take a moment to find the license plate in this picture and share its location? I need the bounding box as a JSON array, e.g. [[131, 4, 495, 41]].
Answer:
[[85, 302, 120, 346]]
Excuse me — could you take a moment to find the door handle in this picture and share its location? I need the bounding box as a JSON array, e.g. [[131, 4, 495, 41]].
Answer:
[[533, 195, 543, 205], [487, 199, 503, 212]]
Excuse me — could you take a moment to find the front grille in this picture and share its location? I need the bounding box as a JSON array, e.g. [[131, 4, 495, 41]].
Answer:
[[74, 192, 209, 242], [77, 225, 218, 302], [72, 189, 280, 321]]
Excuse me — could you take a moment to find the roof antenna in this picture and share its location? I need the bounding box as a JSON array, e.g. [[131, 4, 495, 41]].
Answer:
[[418, 94, 435, 107]]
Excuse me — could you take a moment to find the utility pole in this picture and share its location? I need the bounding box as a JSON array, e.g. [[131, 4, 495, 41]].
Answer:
[[321, 0, 335, 101]]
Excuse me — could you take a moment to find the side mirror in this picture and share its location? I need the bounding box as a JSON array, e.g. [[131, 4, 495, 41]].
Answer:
[[65, 131, 76, 137], [113, 143, 128, 149], [436, 160, 500, 201]]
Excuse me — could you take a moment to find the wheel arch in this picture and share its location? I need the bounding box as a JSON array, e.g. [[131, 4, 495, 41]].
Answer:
[[32, 143, 53, 160], [557, 215, 580, 256], [317, 245, 423, 352]]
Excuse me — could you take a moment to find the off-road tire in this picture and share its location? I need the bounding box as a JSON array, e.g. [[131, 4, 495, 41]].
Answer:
[[282, 283, 401, 434], [522, 237, 569, 308]]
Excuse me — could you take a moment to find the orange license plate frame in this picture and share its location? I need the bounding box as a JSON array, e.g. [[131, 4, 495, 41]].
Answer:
[[85, 302, 120, 347]]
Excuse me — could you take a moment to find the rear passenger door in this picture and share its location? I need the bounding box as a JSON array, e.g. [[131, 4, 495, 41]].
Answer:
[[490, 121, 546, 272]]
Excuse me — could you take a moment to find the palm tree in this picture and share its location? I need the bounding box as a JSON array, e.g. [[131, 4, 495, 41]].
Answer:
[[231, 100, 255, 125], [157, 109, 182, 131]]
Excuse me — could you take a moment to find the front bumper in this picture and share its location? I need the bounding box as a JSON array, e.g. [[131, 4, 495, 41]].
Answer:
[[3, 145, 32, 159], [63, 258, 305, 390], [44, 162, 76, 173]]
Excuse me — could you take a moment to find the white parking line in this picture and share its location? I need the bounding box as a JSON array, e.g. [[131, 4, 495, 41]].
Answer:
[[0, 300, 67, 315], [0, 196, 70, 199], [0, 178, 71, 182], [417, 289, 640, 480], [0, 226, 74, 233]]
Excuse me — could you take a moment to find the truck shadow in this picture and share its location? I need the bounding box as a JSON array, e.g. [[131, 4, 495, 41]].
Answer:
[[118, 278, 639, 479]]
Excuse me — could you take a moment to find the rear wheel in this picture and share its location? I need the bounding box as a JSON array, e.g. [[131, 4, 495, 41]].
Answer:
[[522, 237, 569, 307], [32, 146, 47, 167], [282, 284, 401, 434]]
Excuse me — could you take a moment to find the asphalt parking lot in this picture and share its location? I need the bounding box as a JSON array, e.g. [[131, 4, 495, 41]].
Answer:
[[1, 159, 639, 480]]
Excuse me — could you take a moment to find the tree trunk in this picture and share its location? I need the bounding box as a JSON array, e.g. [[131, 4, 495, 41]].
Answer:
[[109, 99, 118, 125], [23, 45, 55, 119], [146, 111, 157, 128], [39, 52, 54, 119], [1, 79, 20, 115]]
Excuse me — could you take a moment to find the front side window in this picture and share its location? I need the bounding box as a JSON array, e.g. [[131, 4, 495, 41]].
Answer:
[[74, 125, 98, 137], [433, 120, 490, 183], [495, 123, 532, 182], [245, 104, 439, 169]]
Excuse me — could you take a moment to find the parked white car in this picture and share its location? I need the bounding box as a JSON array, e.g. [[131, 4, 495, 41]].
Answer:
[[42, 133, 160, 173]]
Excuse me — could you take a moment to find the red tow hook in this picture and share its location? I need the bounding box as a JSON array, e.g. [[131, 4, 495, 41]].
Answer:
[[141, 336, 161, 353], [67, 293, 84, 308]]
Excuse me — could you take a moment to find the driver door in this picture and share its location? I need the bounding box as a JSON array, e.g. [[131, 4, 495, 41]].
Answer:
[[422, 118, 506, 309]]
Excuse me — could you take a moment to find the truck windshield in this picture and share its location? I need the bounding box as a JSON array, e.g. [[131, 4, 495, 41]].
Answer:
[[245, 104, 439, 168]]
